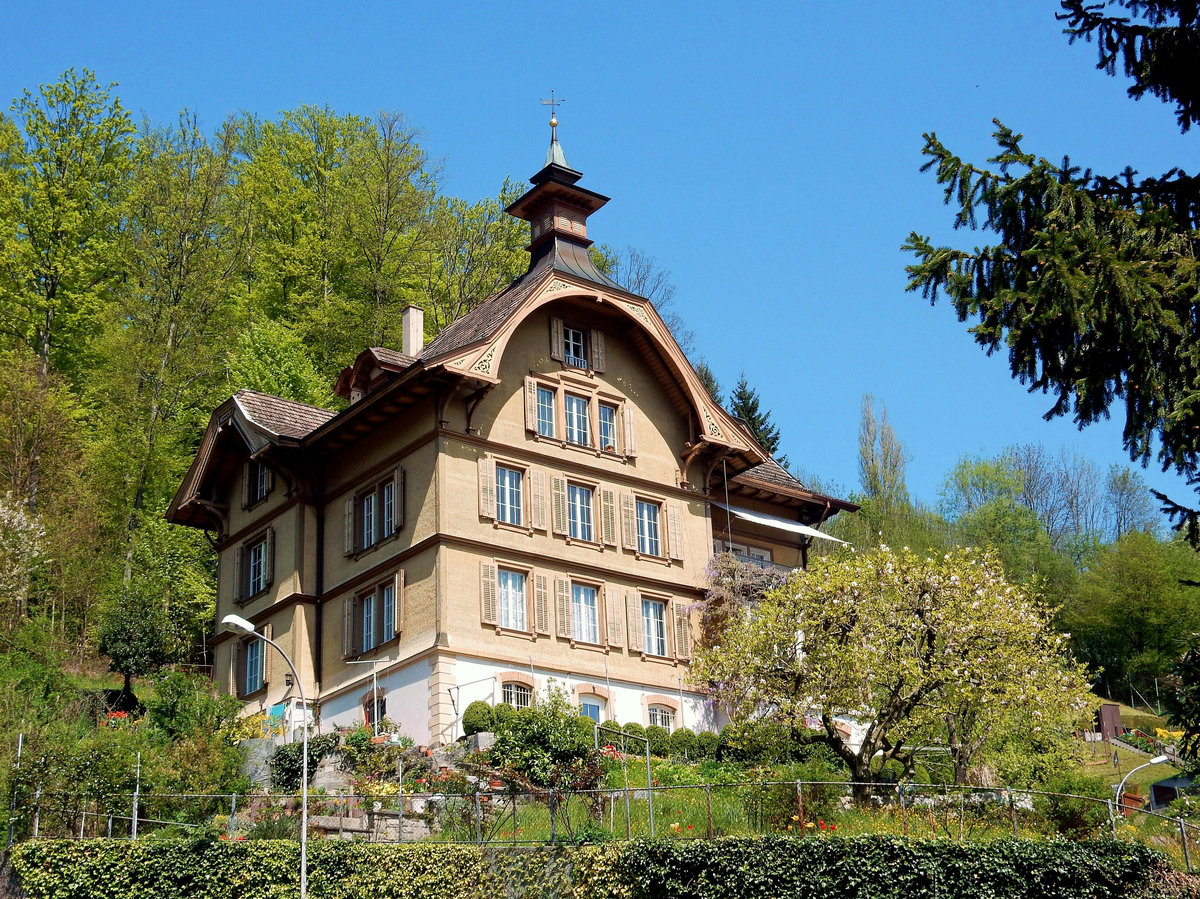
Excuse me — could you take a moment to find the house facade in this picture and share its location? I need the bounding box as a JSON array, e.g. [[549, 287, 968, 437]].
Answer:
[[168, 133, 856, 745]]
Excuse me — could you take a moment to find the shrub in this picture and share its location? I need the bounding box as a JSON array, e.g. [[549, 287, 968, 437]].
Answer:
[[462, 701, 494, 737], [669, 727, 698, 759], [696, 730, 719, 759], [645, 725, 670, 757], [621, 722, 645, 738], [487, 689, 601, 788], [269, 732, 340, 793], [493, 702, 516, 723], [1034, 772, 1113, 840]]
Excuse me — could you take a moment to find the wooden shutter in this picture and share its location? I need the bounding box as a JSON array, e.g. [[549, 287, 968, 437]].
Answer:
[[601, 489, 617, 546], [550, 317, 565, 361], [264, 527, 275, 587], [674, 603, 692, 661], [241, 462, 251, 510], [555, 577, 572, 638], [551, 476, 568, 536], [393, 570, 405, 639], [342, 595, 356, 659], [392, 468, 406, 533], [524, 376, 538, 432], [343, 496, 356, 555], [590, 329, 606, 373], [605, 587, 623, 648], [620, 493, 638, 551], [534, 573, 550, 636], [262, 623, 273, 686], [231, 545, 244, 604], [622, 404, 637, 457], [627, 591, 644, 655], [478, 457, 496, 520], [231, 640, 243, 696], [480, 561, 498, 626], [264, 466, 275, 497], [666, 504, 684, 561], [530, 469, 548, 530]]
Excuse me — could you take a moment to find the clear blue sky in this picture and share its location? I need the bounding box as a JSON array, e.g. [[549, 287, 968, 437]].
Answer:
[[2, 1, 1191, 510]]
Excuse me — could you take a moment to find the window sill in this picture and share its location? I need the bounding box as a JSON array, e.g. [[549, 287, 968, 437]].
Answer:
[[234, 587, 271, 608], [632, 552, 672, 566], [350, 530, 401, 561], [493, 520, 534, 537], [532, 433, 628, 463], [566, 639, 609, 653], [636, 652, 681, 667], [238, 685, 267, 701], [357, 634, 401, 658], [491, 625, 536, 642], [563, 536, 604, 552]]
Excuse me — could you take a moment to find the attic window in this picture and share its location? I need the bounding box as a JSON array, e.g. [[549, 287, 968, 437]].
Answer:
[[563, 326, 587, 368], [550, 317, 606, 373]]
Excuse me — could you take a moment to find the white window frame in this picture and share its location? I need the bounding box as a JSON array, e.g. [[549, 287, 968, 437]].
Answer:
[[247, 537, 268, 597], [496, 465, 524, 527], [564, 393, 591, 446], [537, 385, 556, 438], [245, 639, 264, 694], [563, 325, 588, 368], [571, 582, 600, 644], [567, 482, 594, 542], [648, 705, 674, 730], [580, 698, 604, 723], [498, 568, 528, 632], [636, 499, 662, 556], [642, 597, 668, 657], [503, 682, 532, 709], [598, 402, 618, 452], [359, 579, 397, 654]]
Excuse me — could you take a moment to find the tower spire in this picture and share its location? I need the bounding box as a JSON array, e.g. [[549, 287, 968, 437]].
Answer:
[[540, 90, 568, 168]]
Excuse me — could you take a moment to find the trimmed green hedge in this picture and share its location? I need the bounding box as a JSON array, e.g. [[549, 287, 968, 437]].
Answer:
[[11, 835, 1170, 899]]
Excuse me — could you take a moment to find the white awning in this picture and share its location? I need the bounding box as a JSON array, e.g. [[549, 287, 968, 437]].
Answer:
[[712, 501, 850, 545]]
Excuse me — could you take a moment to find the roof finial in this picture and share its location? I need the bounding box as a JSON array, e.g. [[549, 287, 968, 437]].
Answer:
[[540, 90, 568, 168]]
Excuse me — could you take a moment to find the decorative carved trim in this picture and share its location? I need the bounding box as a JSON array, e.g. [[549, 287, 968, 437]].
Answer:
[[450, 355, 471, 369], [702, 406, 724, 439], [546, 278, 575, 293], [622, 301, 653, 328], [471, 343, 498, 375]]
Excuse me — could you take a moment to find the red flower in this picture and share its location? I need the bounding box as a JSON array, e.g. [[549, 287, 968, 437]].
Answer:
[[819, 820, 826, 830], [687, 825, 694, 830]]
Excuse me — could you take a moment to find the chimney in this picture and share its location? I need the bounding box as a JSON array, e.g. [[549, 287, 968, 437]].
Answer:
[[402, 305, 424, 357]]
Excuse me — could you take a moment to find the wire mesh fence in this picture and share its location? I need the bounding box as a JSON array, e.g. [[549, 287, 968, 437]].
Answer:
[[7, 780, 1199, 869]]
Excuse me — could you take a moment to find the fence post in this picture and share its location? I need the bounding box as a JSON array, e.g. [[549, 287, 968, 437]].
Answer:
[[796, 780, 805, 833], [1181, 818, 1192, 872], [548, 789, 556, 844], [899, 785, 907, 837], [32, 787, 40, 839], [79, 795, 86, 839], [131, 753, 140, 841], [624, 785, 631, 839], [958, 788, 965, 842], [1108, 799, 1117, 837], [1009, 792, 1018, 837], [646, 742, 655, 839], [228, 794, 237, 840], [705, 784, 713, 839], [106, 814, 112, 838], [7, 733, 22, 850]]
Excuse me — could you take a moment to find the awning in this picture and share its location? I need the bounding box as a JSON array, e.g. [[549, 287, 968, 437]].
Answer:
[[712, 501, 850, 545]]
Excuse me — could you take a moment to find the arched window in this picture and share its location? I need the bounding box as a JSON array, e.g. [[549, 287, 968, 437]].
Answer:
[[502, 682, 532, 709], [647, 705, 674, 731]]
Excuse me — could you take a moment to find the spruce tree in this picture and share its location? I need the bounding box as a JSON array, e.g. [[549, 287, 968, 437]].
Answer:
[[728, 374, 787, 467], [695, 360, 723, 404]]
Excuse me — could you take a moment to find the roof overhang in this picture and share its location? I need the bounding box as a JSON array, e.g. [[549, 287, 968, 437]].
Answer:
[[712, 501, 850, 545]]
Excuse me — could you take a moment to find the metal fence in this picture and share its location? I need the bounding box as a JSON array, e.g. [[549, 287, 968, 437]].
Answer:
[[8, 781, 1199, 869]]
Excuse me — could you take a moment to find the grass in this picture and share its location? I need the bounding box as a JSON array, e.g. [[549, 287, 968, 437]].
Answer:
[[1077, 742, 1180, 795]]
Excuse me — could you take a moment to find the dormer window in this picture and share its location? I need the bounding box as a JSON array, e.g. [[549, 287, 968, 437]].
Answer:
[[242, 461, 274, 509], [550, 317, 606, 373], [563, 326, 587, 368]]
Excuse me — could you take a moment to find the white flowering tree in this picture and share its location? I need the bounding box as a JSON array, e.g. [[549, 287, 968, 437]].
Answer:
[[693, 546, 1095, 797], [0, 492, 45, 632]]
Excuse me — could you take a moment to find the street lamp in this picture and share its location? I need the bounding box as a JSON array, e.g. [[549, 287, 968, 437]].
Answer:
[[1116, 753, 1170, 816], [222, 614, 309, 898]]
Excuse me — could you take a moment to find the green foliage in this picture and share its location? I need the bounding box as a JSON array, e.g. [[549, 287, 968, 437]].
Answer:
[[695, 730, 718, 760], [726, 374, 786, 467], [269, 732, 340, 793], [226, 319, 333, 408], [645, 725, 670, 758], [668, 727, 697, 759], [492, 702, 516, 724], [462, 700, 494, 737], [9, 837, 1168, 899], [1033, 772, 1114, 840], [96, 584, 172, 692], [487, 688, 602, 788], [146, 670, 242, 741]]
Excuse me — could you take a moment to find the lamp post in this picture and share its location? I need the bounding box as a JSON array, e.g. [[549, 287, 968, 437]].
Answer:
[[1116, 753, 1170, 816], [223, 614, 309, 898]]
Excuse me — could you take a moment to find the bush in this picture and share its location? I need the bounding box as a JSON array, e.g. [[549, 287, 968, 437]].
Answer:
[[493, 702, 516, 723], [462, 701, 494, 737], [645, 725, 670, 757], [621, 722, 645, 738], [1034, 772, 1113, 840], [487, 689, 601, 788], [669, 727, 698, 759], [269, 732, 340, 793], [696, 730, 719, 760]]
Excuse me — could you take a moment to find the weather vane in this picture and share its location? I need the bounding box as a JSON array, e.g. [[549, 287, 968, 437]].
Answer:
[[540, 90, 565, 132]]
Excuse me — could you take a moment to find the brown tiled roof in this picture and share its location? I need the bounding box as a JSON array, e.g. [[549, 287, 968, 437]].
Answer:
[[235, 389, 336, 440], [419, 267, 547, 362], [371, 348, 418, 371], [734, 459, 807, 492]]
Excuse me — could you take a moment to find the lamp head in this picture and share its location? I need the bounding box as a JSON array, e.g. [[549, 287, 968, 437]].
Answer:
[[221, 613, 257, 636], [1151, 754, 1170, 765]]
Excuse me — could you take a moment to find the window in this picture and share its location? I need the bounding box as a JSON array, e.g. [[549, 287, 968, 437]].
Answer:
[[648, 705, 674, 730], [580, 698, 604, 723], [498, 569, 527, 631], [364, 692, 386, 727], [345, 470, 404, 555], [245, 639, 264, 694], [567, 483, 593, 542], [564, 394, 590, 446], [571, 583, 599, 643], [636, 500, 661, 556], [344, 572, 403, 658], [503, 682, 532, 709], [563, 326, 588, 368], [247, 536, 269, 596], [537, 386, 556, 438], [642, 598, 668, 656], [496, 465, 523, 526], [598, 403, 618, 452], [246, 461, 273, 507]]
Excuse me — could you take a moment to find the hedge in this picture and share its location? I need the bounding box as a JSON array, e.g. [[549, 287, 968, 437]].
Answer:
[[10, 835, 1171, 899]]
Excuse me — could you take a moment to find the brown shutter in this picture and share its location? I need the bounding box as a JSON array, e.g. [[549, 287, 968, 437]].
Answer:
[[534, 573, 550, 636], [264, 527, 275, 587], [262, 622, 273, 686], [674, 603, 692, 661], [605, 586, 623, 648], [666, 504, 684, 561], [555, 577, 572, 638], [478, 457, 496, 520], [392, 467, 406, 533], [241, 462, 251, 510], [530, 469, 548, 531], [622, 404, 637, 457], [393, 570, 404, 638], [550, 316, 565, 361], [590, 329, 606, 373], [551, 477, 568, 536], [231, 545, 243, 604], [620, 493, 638, 551], [344, 496, 355, 555], [231, 640, 243, 697], [627, 591, 644, 655], [601, 489, 617, 547], [264, 466, 275, 497], [524, 376, 538, 432], [342, 595, 356, 659], [480, 561, 498, 626]]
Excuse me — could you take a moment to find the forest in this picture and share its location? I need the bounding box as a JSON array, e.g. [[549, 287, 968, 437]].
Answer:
[[0, 67, 1194, 738]]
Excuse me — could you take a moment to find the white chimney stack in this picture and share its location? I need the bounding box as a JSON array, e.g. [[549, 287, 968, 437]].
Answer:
[[402, 305, 424, 357]]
